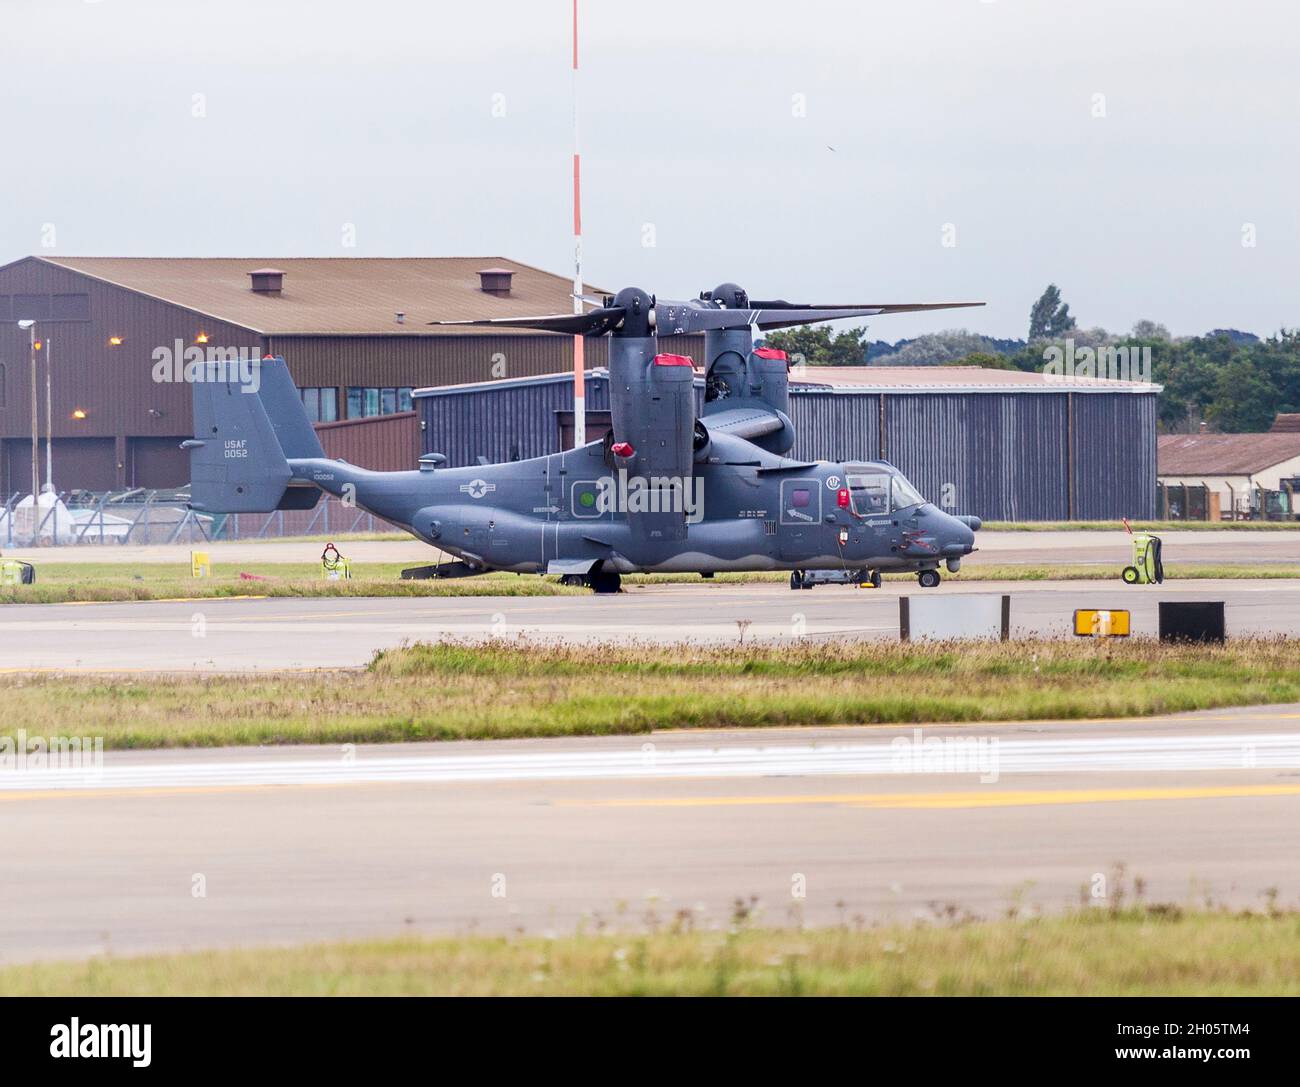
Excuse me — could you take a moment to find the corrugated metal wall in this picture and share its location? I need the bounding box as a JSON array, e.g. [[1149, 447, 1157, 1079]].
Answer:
[[884, 393, 1073, 521], [419, 375, 1157, 520], [789, 391, 882, 462], [1070, 392, 1158, 520], [421, 374, 611, 465]]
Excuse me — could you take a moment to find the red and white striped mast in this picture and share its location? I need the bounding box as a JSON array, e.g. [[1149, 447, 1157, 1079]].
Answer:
[[570, 0, 586, 446]]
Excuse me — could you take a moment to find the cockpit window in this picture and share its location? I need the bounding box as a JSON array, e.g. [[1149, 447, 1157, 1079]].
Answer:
[[845, 467, 927, 514], [847, 473, 891, 516], [891, 475, 925, 510]]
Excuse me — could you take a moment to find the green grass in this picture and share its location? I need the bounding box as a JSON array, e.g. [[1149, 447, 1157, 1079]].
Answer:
[[4, 560, 1297, 604], [949, 563, 1300, 581], [983, 520, 1300, 532], [4, 904, 1297, 995], [3, 638, 1298, 749], [0, 562, 580, 602], [624, 564, 1300, 584]]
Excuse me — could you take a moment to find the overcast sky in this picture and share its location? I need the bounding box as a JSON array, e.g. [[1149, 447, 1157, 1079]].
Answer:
[[2, 0, 1295, 340]]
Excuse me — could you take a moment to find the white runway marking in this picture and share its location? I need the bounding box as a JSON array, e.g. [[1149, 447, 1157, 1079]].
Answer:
[[4, 732, 1299, 793]]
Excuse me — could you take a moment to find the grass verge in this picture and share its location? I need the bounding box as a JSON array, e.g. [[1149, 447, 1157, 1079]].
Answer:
[[0, 562, 579, 603], [4, 561, 1298, 604], [982, 520, 1300, 532], [3, 905, 1296, 995], [3, 638, 1298, 748]]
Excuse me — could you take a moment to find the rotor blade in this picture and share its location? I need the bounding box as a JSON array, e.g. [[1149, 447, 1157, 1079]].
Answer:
[[429, 307, 625, 336], [654, 301, 985, 335], [751, 303, 984, 330], [746, 301, 986, 314]]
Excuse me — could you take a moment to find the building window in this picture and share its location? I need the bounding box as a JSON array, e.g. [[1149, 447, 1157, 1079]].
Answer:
[[50, 293, 91, 320], [345, 386, 414, 419], [299, 387, 338, 423], [6, 292, 91, 322], [13, 294, 50, 320]]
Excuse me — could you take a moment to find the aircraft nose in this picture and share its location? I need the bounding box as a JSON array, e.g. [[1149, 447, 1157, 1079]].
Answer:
[[940, 512, 976, 554]]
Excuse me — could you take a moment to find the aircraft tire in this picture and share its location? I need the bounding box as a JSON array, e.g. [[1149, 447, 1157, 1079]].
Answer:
[[790, 571, 803, 591], [917, 569, 941, 589]]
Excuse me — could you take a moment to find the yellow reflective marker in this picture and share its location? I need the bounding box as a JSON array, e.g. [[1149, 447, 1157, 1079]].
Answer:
[[190, 551, 211, 579], [1074, 608, 1130, 637]]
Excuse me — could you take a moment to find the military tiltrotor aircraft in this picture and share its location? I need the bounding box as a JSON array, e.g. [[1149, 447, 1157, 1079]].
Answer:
[[185, 282, 984, 593]]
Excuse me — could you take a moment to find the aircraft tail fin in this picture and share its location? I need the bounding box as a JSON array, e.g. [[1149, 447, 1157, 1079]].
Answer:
[[186, 356, 323, 513]]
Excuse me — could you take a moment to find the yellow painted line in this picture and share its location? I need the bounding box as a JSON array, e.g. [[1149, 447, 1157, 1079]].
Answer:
[[564, 784, 1300, 811]]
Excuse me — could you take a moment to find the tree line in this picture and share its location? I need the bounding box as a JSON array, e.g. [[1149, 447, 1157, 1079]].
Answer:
[[761, 285, 1299, 433]]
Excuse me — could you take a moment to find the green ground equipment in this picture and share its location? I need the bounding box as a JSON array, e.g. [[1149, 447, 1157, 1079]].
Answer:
[[1121, 531, 1163, 585], [0, 558, 36, 585]]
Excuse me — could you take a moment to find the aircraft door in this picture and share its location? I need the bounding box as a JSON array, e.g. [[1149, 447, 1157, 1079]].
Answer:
[[778, 478, 823, 560]]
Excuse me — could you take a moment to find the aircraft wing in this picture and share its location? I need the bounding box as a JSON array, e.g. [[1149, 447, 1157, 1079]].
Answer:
[[698, 406, 787, 441]]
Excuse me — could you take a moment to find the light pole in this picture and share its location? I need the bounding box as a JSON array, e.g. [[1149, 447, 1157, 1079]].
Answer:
[[17, 321, 38, 532], [570, 0, 585, 448], [43, 336, 54, 485], [44, 335, 55, 541]]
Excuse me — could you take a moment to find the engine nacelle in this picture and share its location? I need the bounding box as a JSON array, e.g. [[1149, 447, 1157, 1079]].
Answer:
[[607, 338, 697, 543]]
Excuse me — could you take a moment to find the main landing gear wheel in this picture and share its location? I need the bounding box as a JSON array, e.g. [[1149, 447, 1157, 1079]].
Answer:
[[917, 569, 941, 588], [866, 570, 882, 589], [589, 571, 622, 594], [1121, 565, 1140, 585], [789, 571, 803, 591]]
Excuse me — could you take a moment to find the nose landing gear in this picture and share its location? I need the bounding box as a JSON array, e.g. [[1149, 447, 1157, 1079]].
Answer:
[[917, 569, 941, 589]]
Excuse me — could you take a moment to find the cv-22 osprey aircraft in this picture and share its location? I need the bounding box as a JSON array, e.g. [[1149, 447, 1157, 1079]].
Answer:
[[186, 282, 984, 593]]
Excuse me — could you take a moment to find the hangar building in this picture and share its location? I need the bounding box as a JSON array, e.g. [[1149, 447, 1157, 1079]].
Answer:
[[0, 256, 651, 493]]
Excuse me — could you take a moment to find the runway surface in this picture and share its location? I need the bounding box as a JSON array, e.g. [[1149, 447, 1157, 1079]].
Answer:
[[2, 705, 1298, 963], [1, 580, 1298, 670]]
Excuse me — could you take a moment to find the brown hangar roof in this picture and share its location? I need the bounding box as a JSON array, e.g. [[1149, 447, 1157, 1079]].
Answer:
[[32, 256, 599, 335], [1157, 433, 1300, 475]]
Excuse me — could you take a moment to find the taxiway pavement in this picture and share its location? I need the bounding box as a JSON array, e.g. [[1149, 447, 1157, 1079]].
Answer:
[[0, 579, 1297, 670], [2, 705, 1298, 962]]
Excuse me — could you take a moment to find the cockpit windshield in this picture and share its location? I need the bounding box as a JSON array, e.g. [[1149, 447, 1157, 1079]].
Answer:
[[845, 466, 926, 515], [891, 474, 925, 510]]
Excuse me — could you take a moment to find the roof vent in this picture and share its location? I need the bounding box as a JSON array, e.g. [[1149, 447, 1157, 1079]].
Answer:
[[477, 267, 514, 296], [248, 268, 285, 295]]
